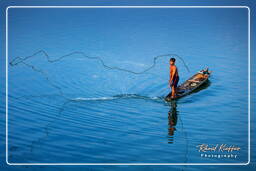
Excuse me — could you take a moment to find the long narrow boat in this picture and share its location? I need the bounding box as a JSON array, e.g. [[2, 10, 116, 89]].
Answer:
[[165, 68, 211, 101]]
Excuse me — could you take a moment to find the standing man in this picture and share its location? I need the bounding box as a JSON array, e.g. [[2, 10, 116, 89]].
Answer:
[[169, 58, 179, 99]]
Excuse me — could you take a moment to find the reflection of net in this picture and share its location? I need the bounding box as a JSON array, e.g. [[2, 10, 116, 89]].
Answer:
[[9, 50, 190, 100]]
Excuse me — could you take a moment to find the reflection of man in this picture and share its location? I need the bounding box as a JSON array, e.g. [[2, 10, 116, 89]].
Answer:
[[168, 101, 178, 143], [169, 58, 179, 98]]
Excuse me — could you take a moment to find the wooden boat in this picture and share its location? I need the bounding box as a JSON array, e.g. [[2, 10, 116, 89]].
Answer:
[[165, 68, 211, 101]]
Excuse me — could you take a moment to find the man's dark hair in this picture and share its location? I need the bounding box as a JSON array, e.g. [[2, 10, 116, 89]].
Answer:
[[170, 58, 176, 62]]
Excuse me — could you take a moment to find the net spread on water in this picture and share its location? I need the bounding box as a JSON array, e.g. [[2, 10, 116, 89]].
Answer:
[[9, 50, 190, 101]]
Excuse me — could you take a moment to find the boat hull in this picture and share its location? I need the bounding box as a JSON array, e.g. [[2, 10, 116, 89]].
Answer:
[[165, 69, 211, 101]]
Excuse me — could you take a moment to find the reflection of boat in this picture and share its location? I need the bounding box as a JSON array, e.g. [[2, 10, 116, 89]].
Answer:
[[165, 68, 212, 101]]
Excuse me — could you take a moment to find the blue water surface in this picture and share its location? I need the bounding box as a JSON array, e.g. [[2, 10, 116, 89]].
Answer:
[[0, 1, 255, 171]]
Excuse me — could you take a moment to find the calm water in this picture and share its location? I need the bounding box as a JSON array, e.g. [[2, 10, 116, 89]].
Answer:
[[2, 7, 250, 165]]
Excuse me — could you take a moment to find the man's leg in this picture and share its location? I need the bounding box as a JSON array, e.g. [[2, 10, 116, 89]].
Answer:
[[171, 86, 175, 98], [173, 77, 179, 98]]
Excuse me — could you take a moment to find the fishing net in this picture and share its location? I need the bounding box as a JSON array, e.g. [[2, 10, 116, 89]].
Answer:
[[9, 50, 190, 101]]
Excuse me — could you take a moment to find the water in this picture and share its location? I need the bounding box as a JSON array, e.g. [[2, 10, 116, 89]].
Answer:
[[3, 7, 249, 165]]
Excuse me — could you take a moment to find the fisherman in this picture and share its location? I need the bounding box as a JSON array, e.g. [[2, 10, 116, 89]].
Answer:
[[169, 58, 179, 98]]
